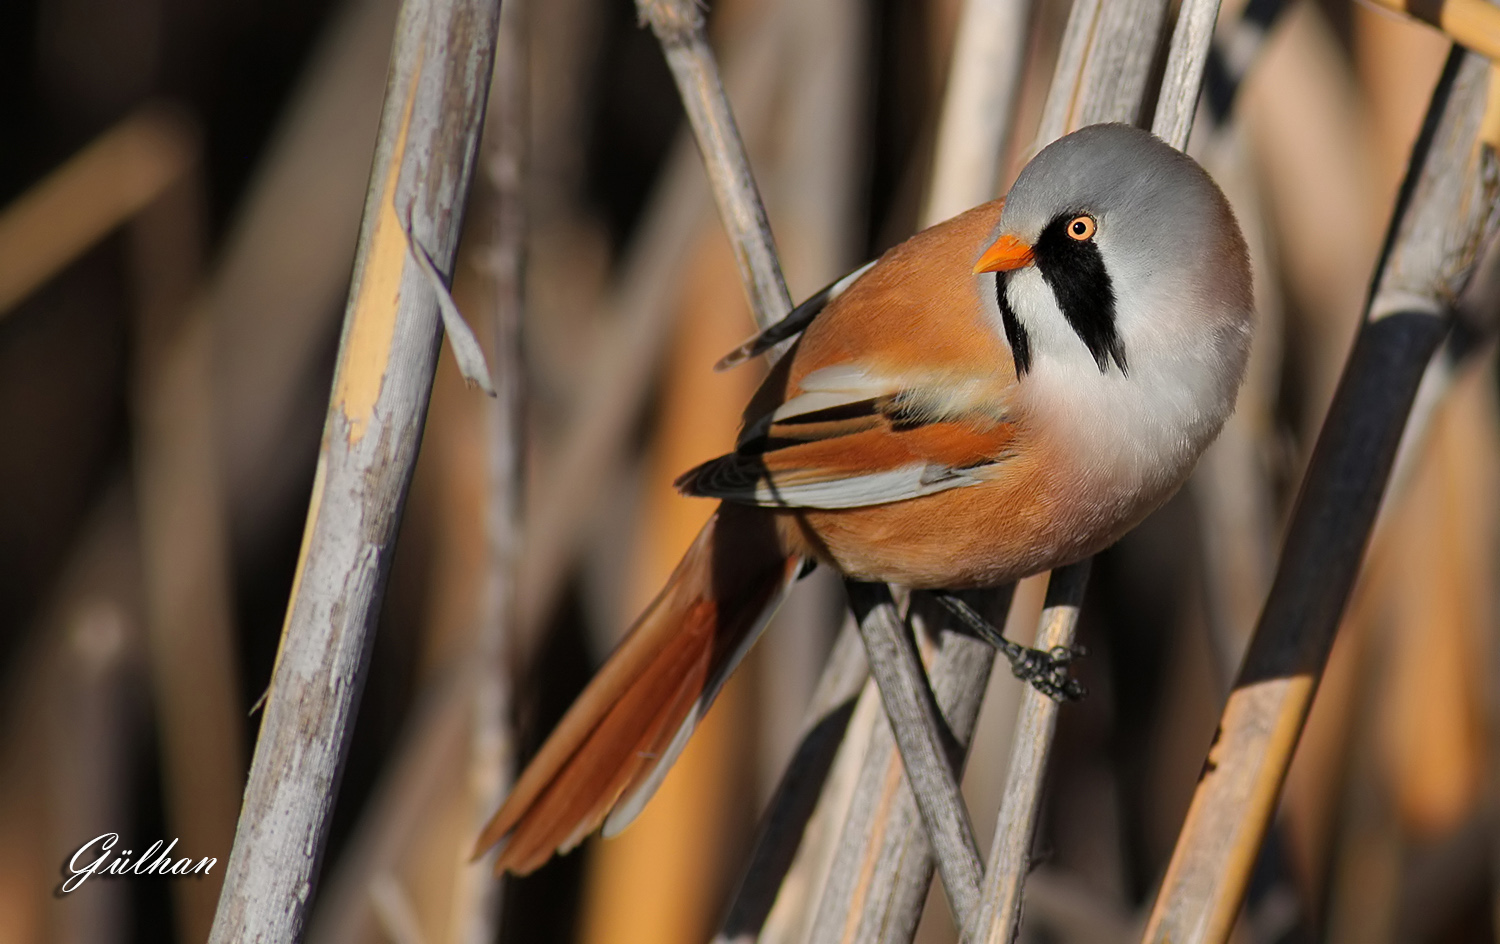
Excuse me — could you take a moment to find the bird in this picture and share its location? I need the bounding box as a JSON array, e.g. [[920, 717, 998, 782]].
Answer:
[[475, 122, 1254, 875]]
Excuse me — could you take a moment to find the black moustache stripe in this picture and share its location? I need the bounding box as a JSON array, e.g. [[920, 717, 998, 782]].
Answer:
[[1033, 216, 1127, 374], [994, 273, 1032, 377]]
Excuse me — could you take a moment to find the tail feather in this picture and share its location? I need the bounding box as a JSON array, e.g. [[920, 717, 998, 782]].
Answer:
[[476, 506, 802, 875]]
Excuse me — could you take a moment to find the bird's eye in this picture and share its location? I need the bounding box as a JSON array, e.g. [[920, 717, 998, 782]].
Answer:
[[1066, 216, 1096, 241]]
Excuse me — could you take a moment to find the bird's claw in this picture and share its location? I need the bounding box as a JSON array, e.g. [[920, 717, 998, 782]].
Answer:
[[930, 592, 1086, 702], [1008, 643, 1087, 702]]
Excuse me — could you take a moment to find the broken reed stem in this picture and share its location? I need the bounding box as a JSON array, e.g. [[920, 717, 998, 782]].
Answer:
[[206, 1, 502, 940], [637, 0, 792, 329], [1142, 47, 1500, 944], [846, 582, 985, 928], [970, 562, 1088, 944], [971, 0, 1223, 938]]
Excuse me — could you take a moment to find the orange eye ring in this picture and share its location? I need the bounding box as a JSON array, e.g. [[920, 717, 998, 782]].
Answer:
[[1066, 215, 1096, 241]]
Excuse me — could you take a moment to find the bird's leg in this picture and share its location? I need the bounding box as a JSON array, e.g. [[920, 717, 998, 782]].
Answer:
[[932, 592, 1086, 702]]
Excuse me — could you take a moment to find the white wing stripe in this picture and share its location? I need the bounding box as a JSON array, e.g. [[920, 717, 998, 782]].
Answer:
[[751, 463, 983, 509]]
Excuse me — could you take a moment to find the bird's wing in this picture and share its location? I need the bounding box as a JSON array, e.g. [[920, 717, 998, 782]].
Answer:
[[677, 363, 1016, 508], [682, 198, 1017, 511], [714, 260, 877, 370]]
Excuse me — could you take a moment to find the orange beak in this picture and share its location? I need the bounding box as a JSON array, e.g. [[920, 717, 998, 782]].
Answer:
[[973, 234, 1035, 273]]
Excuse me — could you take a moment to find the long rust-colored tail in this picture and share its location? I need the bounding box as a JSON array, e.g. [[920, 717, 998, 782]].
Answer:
[[474, 504, 803, 875]]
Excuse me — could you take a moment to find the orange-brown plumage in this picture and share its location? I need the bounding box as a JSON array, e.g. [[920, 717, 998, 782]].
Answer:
[[476, 124, 1255, 874], [477, 504, 801, 875]]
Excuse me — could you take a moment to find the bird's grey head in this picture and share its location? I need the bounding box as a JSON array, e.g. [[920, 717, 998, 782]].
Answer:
[[977, 123, 1252, 381]]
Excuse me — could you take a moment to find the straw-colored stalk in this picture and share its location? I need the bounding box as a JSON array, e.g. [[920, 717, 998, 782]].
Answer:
[[0, 106, 196, 318], [207, 0, 502, 939], [1142, 48, 1500, 944], [1365, 0, 1500, 63]]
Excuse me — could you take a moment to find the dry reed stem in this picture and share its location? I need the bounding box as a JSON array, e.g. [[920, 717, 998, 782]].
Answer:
[[1142, 47, 1500, 944], [805, 593, 1008, 944], [846, 582, 985, 927], [1152, 0, 1222, 145], [0, 106, 197, 318], [211, 0, 402, 548], [637, 0, 792, 329], [970, 562, 1087, 944], [515, 0, 788, 638], [207, 0, 502, 939], [303, 670, 474, 944], [1367, 0, 1500, 61]]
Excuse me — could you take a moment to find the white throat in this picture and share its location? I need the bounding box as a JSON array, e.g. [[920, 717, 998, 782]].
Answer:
[[987, 266, 1250, 500]]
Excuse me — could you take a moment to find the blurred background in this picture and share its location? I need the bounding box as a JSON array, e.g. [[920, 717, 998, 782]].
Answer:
[[0, 0, 1490, 941]]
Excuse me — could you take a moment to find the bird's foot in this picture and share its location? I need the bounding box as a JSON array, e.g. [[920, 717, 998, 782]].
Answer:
[[932, 592, 1086, 703], [1007, 644, 1087, 702]]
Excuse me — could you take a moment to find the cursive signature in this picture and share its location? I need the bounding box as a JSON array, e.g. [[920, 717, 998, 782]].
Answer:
[[60, 833, 217, 894]]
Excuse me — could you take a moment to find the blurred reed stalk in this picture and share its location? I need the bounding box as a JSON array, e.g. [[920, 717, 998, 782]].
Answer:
[[126, 117, 247, 943], [448, 0, 527, 939], [1142, 46, 1500, 944], [0, 491, 144, 944], [715, 623, 870, 944], [206, 0, 502, 939], [1365, 0, 1500, 60], [0, 102, 248, 944], [0, 107, 196, 319], [923, 0, 1032, 223]]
